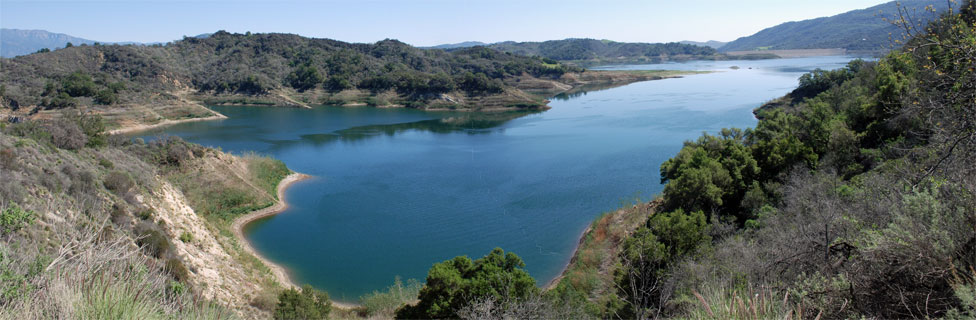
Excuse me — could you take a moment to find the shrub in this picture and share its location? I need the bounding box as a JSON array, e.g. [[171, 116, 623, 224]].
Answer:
[[360, 277, 422, 317], [164, 258, 189, 282], [98, 158, 114, 168], [61, 71, 97, 97], [135, 208, 154, 220], [395, 248, 538, 319], [134, 226, 170, 258], [103, 171, 134, 194], [250, 292, 278, 311], [274, 285, 332, 320], [0, 148, 16, 170], [94, 89, 117, 105], [110, 204, 128, 225], [0, 204, 35, 234], [45, 119, 87, 150], [179, 231, 192, 243]]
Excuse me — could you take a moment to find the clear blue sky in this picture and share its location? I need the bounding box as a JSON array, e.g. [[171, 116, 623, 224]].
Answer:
[[2, 0, 891, 46]]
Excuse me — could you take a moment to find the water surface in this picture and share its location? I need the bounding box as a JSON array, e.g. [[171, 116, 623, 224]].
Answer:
[[143, 56, 859, 302]]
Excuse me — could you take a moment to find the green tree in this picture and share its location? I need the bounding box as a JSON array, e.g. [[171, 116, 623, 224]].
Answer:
[[395, 248, 538, 319], [660, 129, 759, 220], [274, 285, 332, 320], [286, 65, 323, 91], [94, 89, 117, 105], [615, 209, 710, 319], [61, 71, 97, 97]]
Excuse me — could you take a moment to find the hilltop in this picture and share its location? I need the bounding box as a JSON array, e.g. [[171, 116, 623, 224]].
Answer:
[[720, 0, 954, 53]]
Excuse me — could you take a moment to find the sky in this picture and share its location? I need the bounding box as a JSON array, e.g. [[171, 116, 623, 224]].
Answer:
[[1, 0, 892, 46]]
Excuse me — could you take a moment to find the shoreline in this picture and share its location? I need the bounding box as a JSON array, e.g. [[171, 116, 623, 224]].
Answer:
[[544, 224, 592, 290], [108, 112, 228, 135], [229, 173, 359, 309]]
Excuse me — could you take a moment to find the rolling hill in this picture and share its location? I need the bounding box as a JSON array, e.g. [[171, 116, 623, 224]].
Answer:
[[0, 31, 691, 131], [481, 38, 721, 65], [719, 0, 954, 52], [678, 40, 727, 49]]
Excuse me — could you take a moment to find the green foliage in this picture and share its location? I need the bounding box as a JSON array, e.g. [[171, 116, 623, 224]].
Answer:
[[247, 155, 290, 199], [614, 209, 710, 318], [61, 71, 97, 97], [0, 204, 35, 234], [750, 109, 818, 180], [179, 231, 192, 243], [273, 285, 332, 320], [457, 72, 504, 94], [324, 76, 352, 92], [93, 88, 117, 105], [286, 65, 323, 91], [792, 61, 861, 100], [65, 111, 106, 148], [0, 250, 47, 303], [660, 128, 759, 221], [395, 248, 538, 319], [485, 39, 717, 63]]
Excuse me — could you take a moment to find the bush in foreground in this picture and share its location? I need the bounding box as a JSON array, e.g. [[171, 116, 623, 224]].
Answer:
[[274, 284, 332, 320]]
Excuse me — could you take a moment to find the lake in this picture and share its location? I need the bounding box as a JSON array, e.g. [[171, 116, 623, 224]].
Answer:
[[141, 56, 861, 303]]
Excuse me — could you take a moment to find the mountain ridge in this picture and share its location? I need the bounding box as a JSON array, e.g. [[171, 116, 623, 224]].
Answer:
[[719, 0, 954, 52]]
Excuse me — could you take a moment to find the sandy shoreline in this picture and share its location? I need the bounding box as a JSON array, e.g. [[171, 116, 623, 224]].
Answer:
[[230, 173, 360, 309], [108, 112, 228, 135]]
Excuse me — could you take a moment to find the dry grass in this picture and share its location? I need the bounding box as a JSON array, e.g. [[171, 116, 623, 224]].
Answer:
[[0, 222, 234, 319], [682, 286, 809, 320]]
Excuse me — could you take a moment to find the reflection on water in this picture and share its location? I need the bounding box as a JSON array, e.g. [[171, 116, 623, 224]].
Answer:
[[298, 111, 536, 145]]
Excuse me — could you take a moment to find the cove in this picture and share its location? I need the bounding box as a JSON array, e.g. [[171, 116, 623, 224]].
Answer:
[[140, 56, 861, 303]]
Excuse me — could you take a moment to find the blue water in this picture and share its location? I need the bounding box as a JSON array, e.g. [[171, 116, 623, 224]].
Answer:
[[142, 56, 859, 302]]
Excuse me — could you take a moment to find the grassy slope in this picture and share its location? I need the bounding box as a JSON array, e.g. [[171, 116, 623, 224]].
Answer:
[[0, 121, 294, 318]]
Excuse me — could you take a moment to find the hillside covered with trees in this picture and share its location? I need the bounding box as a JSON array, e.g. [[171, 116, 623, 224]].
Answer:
[[483, 39, 723, 65], [0, 31, 629, 130], [720, 0, 954, 52]]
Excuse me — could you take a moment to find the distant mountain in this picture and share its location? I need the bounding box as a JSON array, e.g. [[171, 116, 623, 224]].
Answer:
[[679, 40, 727, 49], [1, 29, 217, 57], [1, 29, 97, 57], [720, 0, 954, 52], [426, 41, 487, 49], [481, 38, 719, 65]]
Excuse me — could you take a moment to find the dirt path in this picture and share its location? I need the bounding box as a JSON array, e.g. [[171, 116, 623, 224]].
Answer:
[[230, 173, 359, 309]]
